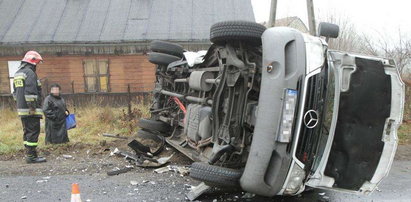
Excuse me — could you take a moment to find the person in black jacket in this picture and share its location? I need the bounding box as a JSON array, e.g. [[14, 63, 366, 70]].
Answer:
[[43, 84, 70, 144], [13, 51, 46, 163]]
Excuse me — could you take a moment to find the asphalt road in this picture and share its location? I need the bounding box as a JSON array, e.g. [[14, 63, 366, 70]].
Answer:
[[0, 159, 410, 202], [1, 145, 411, 202]]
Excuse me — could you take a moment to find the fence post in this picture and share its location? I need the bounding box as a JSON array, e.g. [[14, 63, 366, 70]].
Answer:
[[71, 81, 75, 94], [127, 84, 132, 119], [71, 81, 76, 113]]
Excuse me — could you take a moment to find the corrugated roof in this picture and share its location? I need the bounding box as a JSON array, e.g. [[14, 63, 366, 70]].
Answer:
[[0, 0, 255, 45]]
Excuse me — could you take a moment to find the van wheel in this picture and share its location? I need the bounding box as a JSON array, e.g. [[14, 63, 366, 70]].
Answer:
[[190, 162, 243, 188], [138, 118, 171, 134], [210, 21, 266, 45], [150, 40, 184, 57], [148, 52, 181, 66]]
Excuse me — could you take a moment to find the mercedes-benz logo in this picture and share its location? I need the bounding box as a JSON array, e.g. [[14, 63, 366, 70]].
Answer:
[[303, 110, 319, 128]]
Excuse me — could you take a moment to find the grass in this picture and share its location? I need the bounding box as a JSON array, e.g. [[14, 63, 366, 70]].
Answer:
[[1, 101, 410, 155], [0, 103, 150, 155], [398, 122, 411, 145]]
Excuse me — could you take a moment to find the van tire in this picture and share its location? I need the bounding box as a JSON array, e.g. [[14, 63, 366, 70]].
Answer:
[[210, 21, 266, 45], [150, 40, 184, 57], [138, 118, 171, 133], [190, 162, 242, 187], [148, 52, 181, 66]]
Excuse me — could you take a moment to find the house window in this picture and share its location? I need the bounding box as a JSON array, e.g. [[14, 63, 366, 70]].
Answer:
[[83, 59, 110, 92], [8, 61, 21, 93]]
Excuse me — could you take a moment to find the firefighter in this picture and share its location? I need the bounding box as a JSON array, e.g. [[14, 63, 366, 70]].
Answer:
[[13, 51, 46, 163]]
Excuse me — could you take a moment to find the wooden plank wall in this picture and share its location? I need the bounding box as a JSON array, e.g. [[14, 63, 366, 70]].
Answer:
[[0, 60, 10, 93], [0, 54, 156, 94]]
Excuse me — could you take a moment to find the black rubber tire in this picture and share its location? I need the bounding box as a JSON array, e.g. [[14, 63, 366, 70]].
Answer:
[[148, 52, 181, 66], [190, 162, 243, 187], [150, 40, 184, 57], [138, 118, 171, 133], [210, 21, 266, 45]]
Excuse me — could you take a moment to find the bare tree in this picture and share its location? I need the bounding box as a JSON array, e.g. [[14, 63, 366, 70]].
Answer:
[[320, 15, 369, 54], [362, 29, 411, 74]]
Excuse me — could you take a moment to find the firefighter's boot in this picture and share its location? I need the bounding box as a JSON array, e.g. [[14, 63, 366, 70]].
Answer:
[[25, 146, 46, 164]]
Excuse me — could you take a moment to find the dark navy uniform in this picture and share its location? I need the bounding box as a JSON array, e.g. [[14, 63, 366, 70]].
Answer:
[[13, 62, 44, 162]]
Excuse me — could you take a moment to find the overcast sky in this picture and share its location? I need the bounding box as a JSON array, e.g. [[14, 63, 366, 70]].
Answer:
[[251, 0, 411, 41]]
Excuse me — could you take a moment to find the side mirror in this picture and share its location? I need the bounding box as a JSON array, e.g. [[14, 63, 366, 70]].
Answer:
[[317, 22, 339, 41]]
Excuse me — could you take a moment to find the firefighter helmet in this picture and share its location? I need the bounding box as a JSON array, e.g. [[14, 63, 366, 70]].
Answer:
[[22, 51, 43, 65]]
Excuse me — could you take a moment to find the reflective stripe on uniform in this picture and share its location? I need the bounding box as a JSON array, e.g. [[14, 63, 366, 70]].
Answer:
[[25, 95, 38, 102], [24, 141, 38, 146], [17, 108, 43, 116], [14, 72, 27, 79], [14, 76, 26, 80]]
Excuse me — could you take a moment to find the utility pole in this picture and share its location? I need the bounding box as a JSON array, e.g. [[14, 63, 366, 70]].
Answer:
[[267, 0, 277, 27], [306, 0, 317, 35], [267, 0, 317, 36]]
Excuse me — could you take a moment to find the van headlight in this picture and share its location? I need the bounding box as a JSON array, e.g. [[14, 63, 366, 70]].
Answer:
[[277, 89, 298, 143], [284, 163, 305, 195]]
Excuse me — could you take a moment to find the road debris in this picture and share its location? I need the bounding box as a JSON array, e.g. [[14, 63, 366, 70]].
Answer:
[[107, 166, 134, 176], [186, 182, 212, 201], [128, 139, 153, 157], [241, 192, 256, 199], [134, 130, 166, 156], [130, 181, 138, 186], [110, 147, 174, 168], [184, 184, 193, 191], [21, 196, 27, 199], [134, 154, 174, 168], [62, 154, 73, 159], [102, 133, 129, 139], [154, 165, 189, 176], [153, 166, 170, 174]]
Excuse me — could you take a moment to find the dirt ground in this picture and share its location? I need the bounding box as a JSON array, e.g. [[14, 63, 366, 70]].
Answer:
[[0, 139, 192, 177]]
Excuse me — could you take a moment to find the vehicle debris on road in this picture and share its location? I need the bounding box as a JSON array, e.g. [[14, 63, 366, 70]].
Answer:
[[62, 154, 73, 159], [102, 133, 129, 140], [186, 182, 212, 201], [106, 166, 134, 176], [154, 165, 189, 176]]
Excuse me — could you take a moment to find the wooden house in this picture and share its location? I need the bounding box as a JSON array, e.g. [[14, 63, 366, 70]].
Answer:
[[0, 0, 255, 99]]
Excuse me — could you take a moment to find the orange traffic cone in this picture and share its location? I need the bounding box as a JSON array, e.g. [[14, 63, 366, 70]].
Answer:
[[71, 183, 82, 202]]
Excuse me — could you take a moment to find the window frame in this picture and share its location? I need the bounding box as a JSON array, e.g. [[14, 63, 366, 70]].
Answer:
[[7, 61, 21, 93], [83, 59, 110, 93]]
